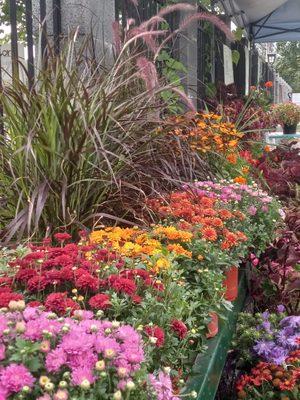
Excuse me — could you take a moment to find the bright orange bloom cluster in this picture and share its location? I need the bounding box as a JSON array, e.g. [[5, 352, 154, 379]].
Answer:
[[153, 226, 193, 242], [236, 356, 300, 399], [147, 191, 248, 249], [264, 81, 273, 88], [167, 112, 243, 153], [234, 176, 247, 185]]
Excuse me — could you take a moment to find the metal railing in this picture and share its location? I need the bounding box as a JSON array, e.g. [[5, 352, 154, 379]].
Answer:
[[0, 0, 62, 89]]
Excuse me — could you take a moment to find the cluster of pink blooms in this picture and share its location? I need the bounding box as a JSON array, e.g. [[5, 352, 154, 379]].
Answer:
[[185, 181, 275, 215], [0, 305, 170, 400]]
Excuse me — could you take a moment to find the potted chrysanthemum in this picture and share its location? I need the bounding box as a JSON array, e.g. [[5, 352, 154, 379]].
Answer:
[[272, 102, 300, 134]]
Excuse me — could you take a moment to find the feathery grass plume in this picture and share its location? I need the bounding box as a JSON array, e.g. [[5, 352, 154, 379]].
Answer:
[[136, 57, 158, 93], [154, 11, 234, 59], [179, 12, 234, 42], [112, 21, 122, 55], [171, 87, 196, 112], [157, 3, 197, 17]]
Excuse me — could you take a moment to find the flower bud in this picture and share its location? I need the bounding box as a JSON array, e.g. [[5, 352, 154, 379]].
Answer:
[[149, 336, 157, 344], [117, 367, 127, 378], [58, 381, 68, 389], [126, 381, 135, 390], [112, 320, 120, 329], [22, 386, 31, 393], [163, 367, 171, 374], [113, 390, 122, 400], [95, 360, 106, 371], [47, 312, 57, 320], [15, 322, 26, 334], [80, 379, 90, 390], [39, 376, 51, 387], [45, 382, 55, 392], [90, 324, 98, 333]]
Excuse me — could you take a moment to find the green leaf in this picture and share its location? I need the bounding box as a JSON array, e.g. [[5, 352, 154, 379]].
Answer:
[[233, 27, 244, 41], [26, 357, 42, 372], [232, 50, 240, 66]]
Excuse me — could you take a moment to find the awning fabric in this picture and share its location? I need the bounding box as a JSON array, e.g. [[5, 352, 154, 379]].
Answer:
[[220, 0, 300, 42]]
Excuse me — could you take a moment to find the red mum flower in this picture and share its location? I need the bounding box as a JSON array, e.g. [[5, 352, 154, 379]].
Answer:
[[45, 292, 79, 315], [76, 274, 99, 292], [0, 277, 13, 286], [131, 294, 142, 304], [144, 325, 165, 347], [27, 301, 42, 308], [152, 281, 165, 291], [54, 233, 72, 242], [15, 268, 38, 282], [0, 292, 24, 307], [60, 266, 74, 281], [171, 319, 188, 339], [43, 238, 52, 246], [27, 276, 48, 292], [88, 293, 111, 310], [111, 277, 136, 296]]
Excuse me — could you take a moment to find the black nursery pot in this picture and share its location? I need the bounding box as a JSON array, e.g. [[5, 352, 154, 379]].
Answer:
[[283, 124, 297, 134]]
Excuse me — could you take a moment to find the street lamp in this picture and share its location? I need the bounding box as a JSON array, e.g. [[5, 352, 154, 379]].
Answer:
[[267, 53, 276, 66]]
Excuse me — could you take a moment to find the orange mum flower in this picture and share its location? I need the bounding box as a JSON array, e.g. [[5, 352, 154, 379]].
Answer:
[[234, 176, 247, 184], [201, 227, 218, 241], [218, 209, 233, 220], [226, 153, 237, 164], [167, 244, 192, 258], [234, 211, 246, 221], [202, 208, 217, 217], [200, 196, 216, 208], [264, 81, 273, 88]]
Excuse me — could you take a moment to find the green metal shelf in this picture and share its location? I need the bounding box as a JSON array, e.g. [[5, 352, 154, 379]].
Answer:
[[184, 271, 247, 400]]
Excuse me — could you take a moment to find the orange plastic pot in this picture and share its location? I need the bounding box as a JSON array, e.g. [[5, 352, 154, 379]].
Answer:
[[206, 312, 219, 339], [223, 266, 238, 301]]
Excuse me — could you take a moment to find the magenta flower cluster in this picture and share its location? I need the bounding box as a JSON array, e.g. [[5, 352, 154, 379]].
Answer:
[[0, 306, 176, 399], [188, 180, 273, 209]]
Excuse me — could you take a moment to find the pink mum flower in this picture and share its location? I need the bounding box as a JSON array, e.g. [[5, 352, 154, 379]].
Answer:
[[0, 364, 35, 395], [71, 366, 95, 386]]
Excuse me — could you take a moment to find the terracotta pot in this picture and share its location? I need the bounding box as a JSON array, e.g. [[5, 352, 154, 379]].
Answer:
[[206, 312, 218, 339], [223, 266, 238, 301], [283, 124, 297, 135]]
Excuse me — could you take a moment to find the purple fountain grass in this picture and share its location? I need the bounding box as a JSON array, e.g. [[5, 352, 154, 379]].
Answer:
[[154, 11, 234, 59], [157, 3, 197, 17], [112, 21, 122, 55], [179, 12, 234, 41], [136, 57, 159, 93]]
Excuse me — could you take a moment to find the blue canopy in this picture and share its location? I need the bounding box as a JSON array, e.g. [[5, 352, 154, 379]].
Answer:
[[220, 0, 300, 42]]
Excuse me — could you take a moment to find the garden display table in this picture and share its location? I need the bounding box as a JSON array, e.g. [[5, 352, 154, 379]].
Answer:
[[184, 270, 247, 400], [266, 133, 300, 145]]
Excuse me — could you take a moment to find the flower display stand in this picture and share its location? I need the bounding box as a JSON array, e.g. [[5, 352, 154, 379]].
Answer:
[[183, 270, 247, 400]]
